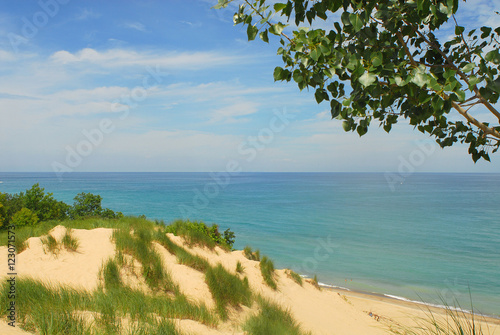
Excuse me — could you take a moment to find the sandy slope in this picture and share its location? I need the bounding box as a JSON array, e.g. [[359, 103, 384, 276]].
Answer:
[[0, 226, 498, 335]]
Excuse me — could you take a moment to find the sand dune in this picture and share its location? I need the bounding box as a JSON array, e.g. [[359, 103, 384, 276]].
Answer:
[[1, 226, 498, 334]]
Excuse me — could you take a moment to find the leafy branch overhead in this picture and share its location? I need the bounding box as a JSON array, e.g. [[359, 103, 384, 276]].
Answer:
[[215, 0, 500, 162]]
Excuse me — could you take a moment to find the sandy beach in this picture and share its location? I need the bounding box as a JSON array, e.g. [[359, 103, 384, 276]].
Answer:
[[1, 225, 498, 335]]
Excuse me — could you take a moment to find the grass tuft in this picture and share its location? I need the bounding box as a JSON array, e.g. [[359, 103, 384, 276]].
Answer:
[[243, 245, 261, 261], [286, 269, 303, 286], [102, 258, 122, 290], [244, 297, 311, 335], [205, 264, 252, 319], [41, 234, 60, 255], [236, 261, 244, 274], [61, 228, 80, 252], [260, 256, 277, 290]]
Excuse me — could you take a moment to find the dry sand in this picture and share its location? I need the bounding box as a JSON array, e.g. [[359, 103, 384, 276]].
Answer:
[[0, 226, 498, 334]]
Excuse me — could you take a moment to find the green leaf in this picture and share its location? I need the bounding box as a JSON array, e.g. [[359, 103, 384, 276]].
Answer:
[[358, 72, 376, 87], [411, 72, 429, 88], [455, 26, 464, 35], [460, 62, 475, 73], [468, 75, 481, 90], [371, 52, 383, 67], [480, 26, 492, 39], [273, 67, 283, 81], [485, 50, 500, 64], [349, 13, 364, 32], [342, 120, 351, 131], [269, 22, 286, 35], [330, 99, 342, 118], [273, 3, 287, 12], [259, 30, 269, 43], [247, 25, 259, 41], [310, 48, 320, 62], [213, 0, 230, 9]]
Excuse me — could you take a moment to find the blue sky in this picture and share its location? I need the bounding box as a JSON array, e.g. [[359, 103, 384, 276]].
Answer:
[[0, 0, 499, 173]]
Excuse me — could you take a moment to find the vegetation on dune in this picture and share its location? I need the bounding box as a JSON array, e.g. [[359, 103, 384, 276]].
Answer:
[[165, 219, 235, 250], [244, 297, 312, 335], [40, 234, 60, 256], [286, 269, 303, 286], [260, 256, 277, 290], [205, 264, 252, 319], [244, 245, 261, 261]]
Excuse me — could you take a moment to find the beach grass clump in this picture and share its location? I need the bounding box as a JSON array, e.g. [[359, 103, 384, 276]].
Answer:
[[244, 297, 311, 335], [166, 219, 234, 250], [155, 230, 210, 272], [243, 245, 261, 261], [236, 261, 244, 274], [113, 227, 178, 294], [286, 269, 303, 286], [30, 310, 92, 335], [391, 300, 489, 335], [260, 256, 277, 290], [205, 264, 252, 319], [61, 228, 80, 252], [41, 234, 60, 255], [102, 258, 122, 290]]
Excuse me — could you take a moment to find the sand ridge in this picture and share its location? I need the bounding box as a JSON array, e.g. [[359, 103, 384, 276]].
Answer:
[[1, 226, 498, 334]]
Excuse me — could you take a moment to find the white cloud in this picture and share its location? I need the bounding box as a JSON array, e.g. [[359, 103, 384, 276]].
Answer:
[[74, 8, 101, 21], [210, 100, 259, 123], [50, 48, 245, 69], [123, 22, 147, 32]]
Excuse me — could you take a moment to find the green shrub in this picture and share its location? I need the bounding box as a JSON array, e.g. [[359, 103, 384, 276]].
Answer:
[[166, 219, 235, 250], [260, 256, 277, 290], [11, 208, 39, 227], [244, 297, 311, 335], [205, 264, 252, 319]]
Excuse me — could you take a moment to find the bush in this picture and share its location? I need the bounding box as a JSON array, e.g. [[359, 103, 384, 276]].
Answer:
[[166, 219, 235, 250], [11, 208, 39, 227]]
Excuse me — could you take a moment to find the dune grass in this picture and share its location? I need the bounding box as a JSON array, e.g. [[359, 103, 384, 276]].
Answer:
[[102, 258, 122, 290], [390, 298, 491, 335], [244, 297, 311, 335], [260, 256, 277, 290], [41, 234, 60, 255], [205, 264, 252, 319], [243, 245, 261, 261], [286, 269, 303, 286], [236, 261, 244, 274], [61, 228, 80, 252], [113, 227, 178, 294], [155, 231, 210, 272]]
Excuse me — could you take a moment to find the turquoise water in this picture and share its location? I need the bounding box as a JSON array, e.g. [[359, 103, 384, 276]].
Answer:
[[1, 172, 499, 316]]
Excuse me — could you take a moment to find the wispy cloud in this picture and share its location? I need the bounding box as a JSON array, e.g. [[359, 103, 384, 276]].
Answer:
[[209, 100, 259, 123], [50, 48, 245, 69], [74, 8, 101, 21], [123, 22, 148, 32]]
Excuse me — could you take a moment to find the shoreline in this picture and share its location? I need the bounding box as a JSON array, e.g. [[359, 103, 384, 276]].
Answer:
[[317, 282, 500, 325]]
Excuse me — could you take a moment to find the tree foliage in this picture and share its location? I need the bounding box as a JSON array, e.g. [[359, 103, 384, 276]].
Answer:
[[216, 0, 500, 162], [0, 184, 122, 229]]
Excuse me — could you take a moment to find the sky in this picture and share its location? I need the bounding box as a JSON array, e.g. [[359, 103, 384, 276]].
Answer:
[[0, 0, 499, 173]]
